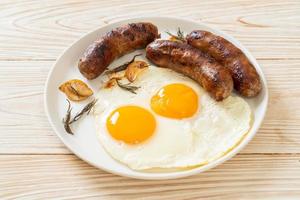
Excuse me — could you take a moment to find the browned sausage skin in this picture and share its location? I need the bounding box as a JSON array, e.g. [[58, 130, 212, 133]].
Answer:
[[78, 22, 159, 79], [186, 30, 262, 97], [146, 40, 233, 101]]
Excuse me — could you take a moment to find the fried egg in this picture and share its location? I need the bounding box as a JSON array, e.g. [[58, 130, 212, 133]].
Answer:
[[94, 65, 251, 170]]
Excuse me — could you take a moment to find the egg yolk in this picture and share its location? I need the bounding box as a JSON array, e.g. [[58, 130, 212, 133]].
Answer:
[[106, 106, 156, 144], [150, 83, 198, 119]]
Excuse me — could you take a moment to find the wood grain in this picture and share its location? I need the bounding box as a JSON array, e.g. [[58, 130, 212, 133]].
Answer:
[[0, 0, 299, 60], [0, 0, 300, 199], [0, 154, 300, 199]]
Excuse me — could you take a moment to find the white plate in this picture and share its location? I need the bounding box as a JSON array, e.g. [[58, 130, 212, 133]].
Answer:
[[44, 17, 268, 180]]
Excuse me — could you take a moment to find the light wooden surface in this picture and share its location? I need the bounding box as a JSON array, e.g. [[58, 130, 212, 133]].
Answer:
[[0, 0, 299, 199]]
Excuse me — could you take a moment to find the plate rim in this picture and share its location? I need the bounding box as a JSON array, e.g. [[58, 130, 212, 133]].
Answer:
[[44, 16, 269, 180]]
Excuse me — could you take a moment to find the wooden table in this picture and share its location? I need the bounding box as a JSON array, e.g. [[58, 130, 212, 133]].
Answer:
[[1, 0, 300, 199]]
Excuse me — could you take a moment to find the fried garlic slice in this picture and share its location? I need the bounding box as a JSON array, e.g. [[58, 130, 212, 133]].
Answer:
[[125, 61, 148, 82], [59, 79, 93, 101]]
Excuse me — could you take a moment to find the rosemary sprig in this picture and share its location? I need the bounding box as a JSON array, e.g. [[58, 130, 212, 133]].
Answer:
[[70, 99, 97, 123], [63, 98, 97, 134], [116, 79, 140, 94], [166, 27, 186, 42], [63, 99, 73, 134], [177, 27, 185, 39], [105, 53, 142, 74]]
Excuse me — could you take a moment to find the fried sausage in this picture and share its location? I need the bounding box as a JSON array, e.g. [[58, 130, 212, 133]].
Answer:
[[186, 30, 262, 97], [78, 22, 159, 79], [146, 40, 233, 101]]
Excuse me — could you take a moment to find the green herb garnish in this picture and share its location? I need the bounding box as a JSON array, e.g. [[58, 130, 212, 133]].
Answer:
[[63, 99, 97, 134], [116, 79, 140, 94], [166, 27, 186, 42], [105, 53, 142, 74]]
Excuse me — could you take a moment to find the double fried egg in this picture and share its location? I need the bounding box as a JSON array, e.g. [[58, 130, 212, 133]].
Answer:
[[94, 65, 251, 170]]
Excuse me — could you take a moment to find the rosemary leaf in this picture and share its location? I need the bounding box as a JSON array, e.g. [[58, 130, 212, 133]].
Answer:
[[63, 99, 74, 134], [63, 98, 97, 135], [116, 79, 140, 94], [177, 27, 185, 39], [105, 53, 142, 74], [166, 27, 186, 42], [70, 99, 97, 124], [165, 30, 174, 37]]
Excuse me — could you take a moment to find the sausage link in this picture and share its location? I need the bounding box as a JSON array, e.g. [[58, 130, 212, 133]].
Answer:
[[146, 40, 233, 101], [78, 22, 159, 79], [186, 30, 261, 97]]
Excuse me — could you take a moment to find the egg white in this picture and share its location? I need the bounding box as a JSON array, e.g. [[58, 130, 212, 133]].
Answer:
[[94, 65, 251, 170]]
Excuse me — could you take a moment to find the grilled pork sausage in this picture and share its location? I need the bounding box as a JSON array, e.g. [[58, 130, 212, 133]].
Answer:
[[78, 22, 159, 79], [186, 30, 261, 97], [146, 40, 233, 101]]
